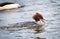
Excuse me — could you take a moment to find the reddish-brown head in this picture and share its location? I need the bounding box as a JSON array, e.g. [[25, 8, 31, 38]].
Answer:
[[33, 13, 46, 23]]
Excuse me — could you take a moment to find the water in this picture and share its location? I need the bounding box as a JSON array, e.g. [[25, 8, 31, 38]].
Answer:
[[0, 0, 60, 39]]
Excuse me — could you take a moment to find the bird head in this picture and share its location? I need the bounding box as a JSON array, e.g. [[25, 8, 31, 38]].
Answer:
[[33, 13, 46, 23]]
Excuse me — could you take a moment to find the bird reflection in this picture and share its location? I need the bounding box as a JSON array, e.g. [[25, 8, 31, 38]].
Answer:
[[34, 25, 45, 34], [36, 37, 46, 39]]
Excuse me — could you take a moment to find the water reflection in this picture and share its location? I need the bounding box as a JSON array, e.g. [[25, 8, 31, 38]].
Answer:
[[0, 23, 45, 33], [34, 25, 45, 34], [36, 37, 46, 39], [0, 22, 46, 39]]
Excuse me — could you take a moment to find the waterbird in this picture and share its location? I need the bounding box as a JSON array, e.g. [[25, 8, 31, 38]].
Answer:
[[8, 13, 46, 27], [0, 2, 24, 11], [13, 12, 46, 27]]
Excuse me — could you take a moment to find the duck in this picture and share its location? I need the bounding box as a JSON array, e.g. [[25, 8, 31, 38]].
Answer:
[[11, 12, 46, 27], [0, 2, 24, 11], [33, 12, 46, 23]]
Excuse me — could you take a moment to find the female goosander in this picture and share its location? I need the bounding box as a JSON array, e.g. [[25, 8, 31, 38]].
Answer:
[[0, 2, 23, 11], [12, 13, 46, 27]]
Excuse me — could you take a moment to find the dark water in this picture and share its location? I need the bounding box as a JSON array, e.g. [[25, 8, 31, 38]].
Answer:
[[0, 0, 60, 39]]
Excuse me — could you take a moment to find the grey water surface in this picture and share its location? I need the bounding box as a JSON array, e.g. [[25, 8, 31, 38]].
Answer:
[[0, 0, 60, 39]]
